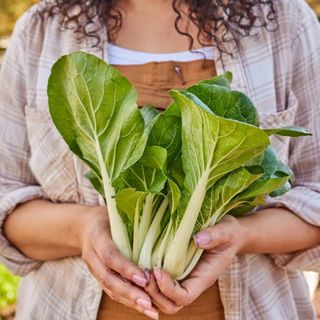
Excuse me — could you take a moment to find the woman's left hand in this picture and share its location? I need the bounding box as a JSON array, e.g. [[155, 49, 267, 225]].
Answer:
[[145, 215, 246, 315]]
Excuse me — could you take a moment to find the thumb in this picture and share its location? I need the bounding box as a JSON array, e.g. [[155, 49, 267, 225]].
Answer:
[[194, 215, 236, 249]]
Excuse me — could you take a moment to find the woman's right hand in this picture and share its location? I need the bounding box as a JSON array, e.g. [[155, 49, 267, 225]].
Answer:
[[80, 207, 159, 320]]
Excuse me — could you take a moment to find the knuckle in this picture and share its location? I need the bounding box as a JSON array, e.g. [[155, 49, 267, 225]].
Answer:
[[100, 275, 110, 288], [117, 263, 128, 278], [103, 248, 115, 266], [217, 228, 231, 243], [218, 228, 226, 240]]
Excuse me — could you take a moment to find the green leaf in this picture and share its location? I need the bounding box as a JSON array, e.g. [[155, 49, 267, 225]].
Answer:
[[115, 188, 147, 256], [48, 52, 146, 180], [167, 178, 181, 213], [263, 126, 312, 137], [199, 72, 233, 88], [113, 146, 167, 193], [148, 113, 182, 166], [225, 147, 293, 219], [163, 91, 269, 278], [234, 146, 292, 201], [48, 52, 148, 258], [269, 182, 291, 197], [194, 166, 264, 234], [172, 90, 269, 192], [227, 195, 265, 218], [228, 90, 259, 126], [186, 84, 231, 115], [136, 106, 161, 148], [85, 170, 104, 196], [169, 156, 185, 188], [185, 82, 259, 126], [115, 188, 147, 223]]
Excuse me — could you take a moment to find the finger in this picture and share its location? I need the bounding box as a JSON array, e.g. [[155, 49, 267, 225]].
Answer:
[[178, 250, 233, 299], [103, 270, 159, 319], [94, 234, 148, 288], [194, 215, 237, 249], [145, 273, 183, 315], [104, 287, 159, 320], [83, 248, 158, 318], [153, 267, 194, 307]]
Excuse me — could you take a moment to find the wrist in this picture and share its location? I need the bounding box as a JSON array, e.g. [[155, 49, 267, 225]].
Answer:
[[76, 205, 108, 254], [235, 216, 256, 254]]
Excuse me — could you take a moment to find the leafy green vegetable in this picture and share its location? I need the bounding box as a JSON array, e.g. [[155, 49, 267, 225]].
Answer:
[[48, 53, 311, 280], [186, 81, 259, 126], [199, 71, 233, 88], [263, 126, 312, 137], [114, 145, 168, 263], [162, 91, 269, 277], [48, 52, 147, 259]]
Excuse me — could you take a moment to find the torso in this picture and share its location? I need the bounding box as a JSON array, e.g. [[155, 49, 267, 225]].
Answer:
[[97, 47, 224, 318], [112, 1, 211, 53]]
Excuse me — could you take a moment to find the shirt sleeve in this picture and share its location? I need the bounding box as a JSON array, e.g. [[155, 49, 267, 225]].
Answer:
[[268, 1, 320, 272], [0, 12, 45, 276]]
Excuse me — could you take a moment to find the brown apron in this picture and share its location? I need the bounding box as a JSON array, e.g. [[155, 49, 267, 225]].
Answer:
[[115, 59, 217, 110], [97, 59, 225, 319]]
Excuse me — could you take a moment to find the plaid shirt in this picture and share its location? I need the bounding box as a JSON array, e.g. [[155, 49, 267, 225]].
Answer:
[[0, 0, 320, 319]]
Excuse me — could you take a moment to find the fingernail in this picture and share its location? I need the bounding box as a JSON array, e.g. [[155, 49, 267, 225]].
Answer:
[[132, 274, 147, 287], [194, 232, 210, 247], [136, 298, 152, 310], [153, 267, 162, 281], [144, 310, 159, 320], [144, 269, 151, 284]]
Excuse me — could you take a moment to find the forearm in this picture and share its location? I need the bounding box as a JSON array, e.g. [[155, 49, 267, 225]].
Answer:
[[3, 199, 99, 260], [239, 207, 320, 254]]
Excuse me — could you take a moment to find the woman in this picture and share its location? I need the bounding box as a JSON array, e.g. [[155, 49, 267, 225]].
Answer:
[[0, 0, 320, 319]]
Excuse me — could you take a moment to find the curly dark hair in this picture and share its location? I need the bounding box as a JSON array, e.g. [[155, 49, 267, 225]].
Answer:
[[39, 0, 278, 58]]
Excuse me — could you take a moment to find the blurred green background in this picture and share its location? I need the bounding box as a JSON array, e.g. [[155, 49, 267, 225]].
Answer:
[[0, 0, 38, 37], [0, 265, 19, 319], [0, 0, 37, 62], [0, 0, 319, 318]]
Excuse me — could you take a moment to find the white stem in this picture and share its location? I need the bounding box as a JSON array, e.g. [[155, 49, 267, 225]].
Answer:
[[179, 215, 219, 279], [152, 219, 173, 268], [176, 248, 203, 281], [163, 169, 210, 279], [177, 208, 234, 280], [96, 140, 131, 259], [138, 198, 169, 269], [132, 198, 142, 263], [137, 194, 154, 253], [185, 240, 197, 267]]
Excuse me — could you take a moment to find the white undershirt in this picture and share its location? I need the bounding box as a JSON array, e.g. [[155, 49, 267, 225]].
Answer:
[[107, 43, 215, 65]]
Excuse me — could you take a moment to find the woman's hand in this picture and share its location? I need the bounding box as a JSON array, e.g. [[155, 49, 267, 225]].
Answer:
[[145, 215, 245, 315], [80, 207, 159, 319]]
